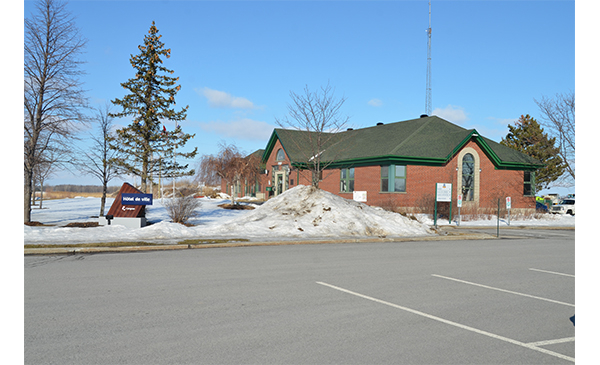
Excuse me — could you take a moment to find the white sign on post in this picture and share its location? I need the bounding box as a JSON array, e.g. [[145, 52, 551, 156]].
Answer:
[[436, 183, 452, 202], [506, 197, 511, 210], [457, 194, 463, 208]]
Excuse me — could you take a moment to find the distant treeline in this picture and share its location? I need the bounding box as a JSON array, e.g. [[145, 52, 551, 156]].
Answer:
[[44, 185, 121, 193]]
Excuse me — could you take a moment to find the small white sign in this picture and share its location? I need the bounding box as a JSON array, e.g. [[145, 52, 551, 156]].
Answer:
[[436, 183, 452, 202], [506, 197, 511, 209], [353, 191, 367, 202], [457, 194, 463, 207]]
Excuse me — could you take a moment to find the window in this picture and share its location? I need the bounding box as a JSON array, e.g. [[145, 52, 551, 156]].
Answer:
[[462, 153, 475, 201], [381, 165, 406, 192], [276, 148, 285, 161], [340, 168, 355, 193], [524, 171, 535, 196]]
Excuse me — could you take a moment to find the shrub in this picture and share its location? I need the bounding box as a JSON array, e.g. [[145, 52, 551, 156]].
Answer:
[[164, 194, 201, 224]]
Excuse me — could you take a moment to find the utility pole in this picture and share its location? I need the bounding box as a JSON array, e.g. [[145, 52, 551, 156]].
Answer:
[[425, 0, 432, 116]]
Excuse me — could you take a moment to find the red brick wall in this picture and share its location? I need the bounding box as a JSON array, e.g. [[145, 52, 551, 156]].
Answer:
[[312, 140, 535, 212], [264, 140, 291, 170], [258, 138, 535, 213]]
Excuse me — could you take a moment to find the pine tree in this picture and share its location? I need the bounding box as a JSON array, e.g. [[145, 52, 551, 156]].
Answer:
[[501, 114, 565, 192], [109, 21, 197, 193]]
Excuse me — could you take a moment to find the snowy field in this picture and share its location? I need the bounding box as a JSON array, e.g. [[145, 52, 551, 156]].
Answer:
[[24, 185, 575, 246]]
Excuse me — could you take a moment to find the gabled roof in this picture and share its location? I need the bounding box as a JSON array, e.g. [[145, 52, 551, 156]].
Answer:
[[246, 149, 265, 159], [263, 116, 543, 170]]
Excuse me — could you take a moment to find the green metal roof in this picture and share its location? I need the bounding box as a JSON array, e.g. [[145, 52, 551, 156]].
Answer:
[[263, 116, 544, 170]]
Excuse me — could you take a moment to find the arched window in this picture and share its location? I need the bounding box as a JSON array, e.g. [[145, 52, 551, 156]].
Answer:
[[276, 148, 285, 161], [462, 153, 475, 201]]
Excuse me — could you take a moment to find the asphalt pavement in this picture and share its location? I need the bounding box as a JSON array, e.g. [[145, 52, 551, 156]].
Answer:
[[25, 229, 575, 364]]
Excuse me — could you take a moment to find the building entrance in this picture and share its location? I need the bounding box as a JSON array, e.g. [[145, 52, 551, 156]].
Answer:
[[275, 171, 286, 196]]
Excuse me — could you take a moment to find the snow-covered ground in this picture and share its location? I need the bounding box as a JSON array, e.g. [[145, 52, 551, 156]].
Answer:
[[24, 185, 574, 245]]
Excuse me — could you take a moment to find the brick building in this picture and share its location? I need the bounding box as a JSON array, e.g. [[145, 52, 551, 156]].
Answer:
[[224, 116, 543, 214]]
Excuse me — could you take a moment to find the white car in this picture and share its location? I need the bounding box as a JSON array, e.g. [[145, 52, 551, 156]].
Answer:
[[551, 199, 575, 216]]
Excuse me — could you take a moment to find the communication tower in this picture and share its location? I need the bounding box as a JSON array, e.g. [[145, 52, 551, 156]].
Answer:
[[425, 1, 432, 116]]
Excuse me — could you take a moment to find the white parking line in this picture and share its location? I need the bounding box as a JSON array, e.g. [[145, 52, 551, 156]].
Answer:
[[316, 281, 574, 363], [527, 337, 576, 347], [431, 274, 575, 307], [529, 268, 575, 278]]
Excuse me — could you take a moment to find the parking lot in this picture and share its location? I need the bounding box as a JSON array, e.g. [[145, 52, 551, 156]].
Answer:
[[25, 230, 574, 364]]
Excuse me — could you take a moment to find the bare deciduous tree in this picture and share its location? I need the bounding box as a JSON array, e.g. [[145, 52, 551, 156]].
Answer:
[[76, 104, 123, 216], [24, 0, 87, 222], [196, 142, 260, 204], [535, 91, 575, 182], [275, 82, 350, 188], [32, 146, 64, 209]]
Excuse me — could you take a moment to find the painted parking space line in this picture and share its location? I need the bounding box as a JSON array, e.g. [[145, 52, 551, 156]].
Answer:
[[316, 281, 574, 363], [527, 337, 575, 347], [431, 274, 575, 307], [529, 268, 575, 278]]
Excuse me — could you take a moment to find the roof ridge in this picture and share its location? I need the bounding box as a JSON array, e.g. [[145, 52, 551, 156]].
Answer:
[[389, 117, 433, 154]]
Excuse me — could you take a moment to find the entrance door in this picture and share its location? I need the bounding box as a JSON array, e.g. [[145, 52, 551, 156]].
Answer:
[[275, 171, 286, 196]]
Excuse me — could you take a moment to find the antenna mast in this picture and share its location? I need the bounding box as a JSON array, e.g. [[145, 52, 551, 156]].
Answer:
[[425, 1, 432, 116]]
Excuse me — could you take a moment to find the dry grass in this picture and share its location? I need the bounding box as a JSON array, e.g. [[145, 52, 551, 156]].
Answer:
[[24, 238, 250, 249], [24, 221, 53, 227], [24, 241, 163, 249], [178, 238, 250, 245], [197, 186, 219, 198], [35, 191, 116, 200], [64, 222, 100, 228], [218, 203, 255, 210]]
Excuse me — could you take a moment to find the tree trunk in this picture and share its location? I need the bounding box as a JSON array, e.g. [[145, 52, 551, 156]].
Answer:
[[311, 170, 320, 189], [231, 180, 237, 205], [31, 177, 37, 207], [141, 157, 148, 193], [39, 180, 44, 209], [100, 182, 107, 216], [24, 171, 33, 223]]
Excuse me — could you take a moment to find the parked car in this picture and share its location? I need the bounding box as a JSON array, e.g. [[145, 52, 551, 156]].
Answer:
[[551, 199, 575, 216], [536, 202, 549, 213]]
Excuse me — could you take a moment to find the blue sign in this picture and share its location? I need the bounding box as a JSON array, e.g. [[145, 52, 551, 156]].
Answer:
[[121, 193, 153, 206]]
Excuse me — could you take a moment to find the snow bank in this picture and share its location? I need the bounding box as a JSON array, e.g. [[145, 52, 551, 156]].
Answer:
[[206, 185, 434, 238], [25, 186, 432, 245], [24, 185, 574, 246]]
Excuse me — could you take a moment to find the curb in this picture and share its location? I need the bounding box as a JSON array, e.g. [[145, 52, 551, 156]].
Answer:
[[24, 231, 497, 256], [446, 225, 575, 230]]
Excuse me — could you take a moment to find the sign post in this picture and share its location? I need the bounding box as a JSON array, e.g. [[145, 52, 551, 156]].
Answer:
[[457, 194, 462, 226], [497, 198, 501, 237], [506, 197, 511, 226], [434, 183, 452, 228]]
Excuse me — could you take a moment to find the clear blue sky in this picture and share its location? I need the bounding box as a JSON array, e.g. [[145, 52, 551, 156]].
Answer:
[[22, 0, 575, 187]]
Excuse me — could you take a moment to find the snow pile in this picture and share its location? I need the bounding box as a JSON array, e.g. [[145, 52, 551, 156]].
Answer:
[[24, 186, 432, 245], [207, 185, 433, 238], [24, 185, 574, 246]]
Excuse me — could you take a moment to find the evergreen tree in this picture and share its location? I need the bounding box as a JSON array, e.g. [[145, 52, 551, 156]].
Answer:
[[501, 114, 565, 192], [109, 21, 197, 193]]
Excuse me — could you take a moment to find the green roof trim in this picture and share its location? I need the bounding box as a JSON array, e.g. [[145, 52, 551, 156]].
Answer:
[[262, 116, 544, 171]]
